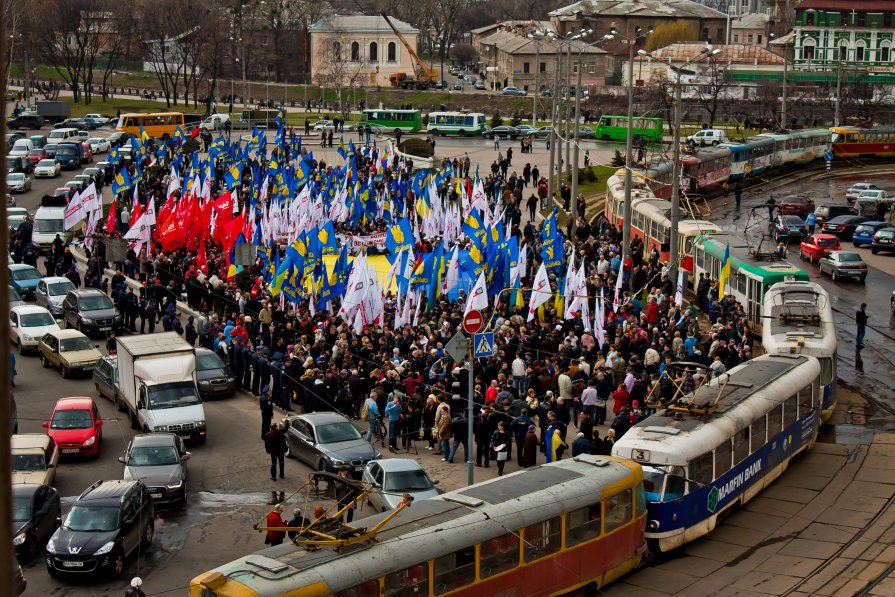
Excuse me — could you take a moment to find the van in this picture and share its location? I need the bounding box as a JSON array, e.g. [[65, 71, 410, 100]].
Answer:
[[32, 195, 72, 249], [687, 129, 727, 146], [200, 113, 230, 132], [54, 142, 83, 169], [47, 127, 78, 142], [9, 139, 34, 157]]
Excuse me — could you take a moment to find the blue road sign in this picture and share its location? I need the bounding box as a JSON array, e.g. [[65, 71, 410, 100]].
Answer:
[[473, 332, 495, 358], [824, 151, 833, 161]]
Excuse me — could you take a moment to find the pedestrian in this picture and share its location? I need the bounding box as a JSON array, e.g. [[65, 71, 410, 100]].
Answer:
[[264, 417, 289, 481], [766, 197, 776, 221], [521, 424, 539, 467], [264, 504, 286, 546], [490, 421, 511, 476], [435, 396, 452, 457], [335, 466, 357, 522], [363, 394, 380, 442], [125, 577, 146, 597], [734, 183, 743, 208], [571, 432, 592, 456], [287, 509, 310, 541], [384, 395, 403, 452], [722, 181, 730, 206], [494, 136, 500, 151], [806, 211, 816, 234], [259, 385, 274, 439], [856, 303, 868, 349]]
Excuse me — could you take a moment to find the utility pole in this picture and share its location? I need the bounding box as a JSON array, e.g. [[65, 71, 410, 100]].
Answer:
[[565, 44, 572, 179], [669, 73, 684, 287], [570, 48, 583, 240], [466, 341, 474, 487], [622, 39, 636, 260], [547, 44, 560, 201], [532, 38, 540, 129], [781, 39, 788, 129], [834, 60, 842, 127]]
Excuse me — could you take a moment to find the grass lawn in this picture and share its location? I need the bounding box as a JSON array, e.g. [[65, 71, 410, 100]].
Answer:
[[68, 98, 175, 118]]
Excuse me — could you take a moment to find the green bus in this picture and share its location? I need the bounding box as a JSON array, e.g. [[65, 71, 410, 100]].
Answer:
[[594, 115, 663, 143], [426, 111, 487, 136], [359, 109, 422, 134]]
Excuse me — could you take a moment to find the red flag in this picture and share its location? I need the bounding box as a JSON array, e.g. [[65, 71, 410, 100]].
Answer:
[[210, 190, 233, 214], [221, 211, 246, 253], [191, 126, 200, 138], [242, 206, 254, 243], [129, 201, 143, 227], [156, 217, 186, 252], [105, 204, 118, 234], [195, 240, 207, 273]]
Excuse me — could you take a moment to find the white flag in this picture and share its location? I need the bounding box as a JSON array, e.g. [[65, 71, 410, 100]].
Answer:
[[443, 246, 460, 294], [145, 192, 157, 226], [464, 271, 489, 315], [63, 190, 86, 231], [563, 251, 577, 319], [613, 254, 625, 313], [518, 242, 528, 280], [123, 213, 152, 242], [594, 288, 606, 347], [527, 263, 552, 322], [675, 269, 685, 307], [81, 182, 101, 214]]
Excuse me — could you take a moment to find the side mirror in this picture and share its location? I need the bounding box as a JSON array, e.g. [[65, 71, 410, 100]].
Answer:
[[42, 421, 49, 428], [137, 401, 144, 410], [118, 456, 126, 463], [96, 419, 103, 426], [432, 479, 441, 486], [181, 452, 191, 462]]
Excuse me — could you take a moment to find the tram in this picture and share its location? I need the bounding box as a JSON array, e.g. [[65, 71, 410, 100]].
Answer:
[[762, 281, 837, 422], [612, 353, 822, 552], [720, 136, 775, 180], [190, 456, 647, 597], [831, 126, 895, 158]]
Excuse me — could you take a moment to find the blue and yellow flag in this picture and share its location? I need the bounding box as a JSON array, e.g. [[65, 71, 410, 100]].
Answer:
[[318, 221, 338, 255], [719, 243, 731, 296], [112, 168, 132, 195], [385, 217, 414, 260], [140, 124, 150, 145], [224, 163, 243, 190], [108, 146, 120, 165], [462, 209, 487, 248]]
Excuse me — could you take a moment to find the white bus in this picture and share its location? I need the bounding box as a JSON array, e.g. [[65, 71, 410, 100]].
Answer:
[[426, 111, 487, 136]]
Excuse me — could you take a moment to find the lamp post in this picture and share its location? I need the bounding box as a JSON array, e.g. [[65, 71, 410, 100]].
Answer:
[[772, 32, 808, 130], [527, 30, 547, 129]]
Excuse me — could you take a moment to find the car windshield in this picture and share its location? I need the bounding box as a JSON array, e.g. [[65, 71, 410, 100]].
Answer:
[[384, 469, 434, 492], [196, 353, 225, 370], [8, 174, 23, 182], [784, 197, 805, 204], [12, 497, 31, 521], [37, 159, 56, 167], [9, 288, 21, 302], [316, 422, 362, 443], [64, 505, 120, 532], [80, 295, 113, 311], [56, 147, 75, 155], [12, 268, 40, 281], [782, 216, 804, 225], [48, 281, 75, 296], [838, 253, 862, 262], [20, 312, 55, 327], [34, 219, 62, 233], [816, 238, 839, 247], [29, 149, 43, 157], [61, 337, 95, 351], [127, 445, 180, 466], [13, 453, 46, 471], [147, 381, 200, 409], [51, 409, 93, 429]]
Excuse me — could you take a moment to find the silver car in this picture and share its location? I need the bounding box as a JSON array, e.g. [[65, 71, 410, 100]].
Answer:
[[120, 434, 190, 505], [361, 458, 440, 512], [286, 412, 381, 477], [818, 250, 867, 283], [35, 277, 75, 317]]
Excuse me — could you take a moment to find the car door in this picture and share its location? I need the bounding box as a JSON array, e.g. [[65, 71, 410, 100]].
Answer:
[[31, 485, 56, 540], [288, 420, 313, 465], [92, 402, 103, 442], [44, 439, 58, 486], [9, 311, 18, 343], [36, 281, 47, 308], [366, 463, 383, 511], [120, 492, 139, 555], [44, 335, 60, 367]]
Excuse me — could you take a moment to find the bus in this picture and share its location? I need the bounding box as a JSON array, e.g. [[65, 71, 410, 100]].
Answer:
[[594, 115, 663, 143], [115, 112, 184, 138], [240, 109, 280, 129], [359, 109, 422, 134], [426, 111, 487, 136]]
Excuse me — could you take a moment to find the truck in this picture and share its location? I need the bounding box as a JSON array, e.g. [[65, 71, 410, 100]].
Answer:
[[200, 113, 230, 132], [34, 101, 71, 124], [54, 141, 84, 169], [117, 332, 207, 444]]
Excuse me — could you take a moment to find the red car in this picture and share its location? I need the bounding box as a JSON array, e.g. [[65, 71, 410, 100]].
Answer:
[[80, 142, 93, 163], [42, 397, 104, 458], [27, 148, 47, 165], [800, 234, 842, 263], [778, 194, 815, 218]]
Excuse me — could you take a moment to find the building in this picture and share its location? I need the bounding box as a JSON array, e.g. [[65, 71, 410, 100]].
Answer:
[[731, 13, 771, 46], [549, 0, 728, 44], [309, 15, 420, 88]]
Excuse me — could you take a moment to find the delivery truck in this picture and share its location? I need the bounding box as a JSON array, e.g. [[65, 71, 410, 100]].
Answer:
[[117, 332, 207, 443]]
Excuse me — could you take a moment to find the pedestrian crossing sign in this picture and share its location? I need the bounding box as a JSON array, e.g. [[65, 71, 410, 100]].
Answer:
[[474, 332, 494, 358]]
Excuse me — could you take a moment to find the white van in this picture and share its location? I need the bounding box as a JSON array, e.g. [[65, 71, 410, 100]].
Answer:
[[47, 128, 78, 142], [200, 113, 230, 132], [32, 205, 71, 249], [687, 129, 727, 146], [9, 139, 34, 157]]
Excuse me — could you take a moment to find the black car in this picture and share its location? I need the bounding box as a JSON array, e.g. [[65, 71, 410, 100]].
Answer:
[[872, 228, 895, 255], [107, 132, 132, 148], [770, 214, 808, 242], [7, 114, 45, 129], [6, 155, 34, 175], [13, 484, 61, 562], [45, 480, 154, 579], [195, 348, 237, 398], [62, 289, 123, 335], [54, 118, 96, 130], [821, 215, 868, 241], [483, 125, 519, 139]]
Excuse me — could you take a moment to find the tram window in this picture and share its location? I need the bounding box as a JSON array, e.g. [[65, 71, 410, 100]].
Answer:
[[733, 428, 750, 465], [819, 357, 833, 387], [751, 415, 767, 452], [798, 385, 811, 417], [714, 439, 732, 479], [689, 452, 714, 486], [767, 404, 783, 436], [566, 504, 602, 547], [523, 517, 562, 561], [479, 533, 519, 579], [384, 562, 428, 597], [604, 489, 633, 532], [784, 395, 798, 426], [335, 580, 379, 597], [433, 547, 476, 595]]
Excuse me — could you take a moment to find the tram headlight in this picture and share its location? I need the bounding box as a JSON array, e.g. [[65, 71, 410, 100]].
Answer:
[[648, 520, 660, 531]]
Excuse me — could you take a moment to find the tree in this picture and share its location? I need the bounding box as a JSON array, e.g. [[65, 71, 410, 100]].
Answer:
[[643, 70, 674, 131], [451, 43, 477, 67], [693, 55, 730, 129], [645, 21, 698, 52]]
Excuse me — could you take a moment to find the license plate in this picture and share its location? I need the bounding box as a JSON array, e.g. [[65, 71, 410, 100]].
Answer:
[[354, 466, 363, 472], [99, 326, 111, 331], [179, 434, 191, 439], [62, 448, 79, 454], [62, 560, 84, 567], [151, 493, 162, 499]]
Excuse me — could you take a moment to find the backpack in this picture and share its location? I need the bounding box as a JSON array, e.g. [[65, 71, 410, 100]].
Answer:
[[360, 400, 370, 421]]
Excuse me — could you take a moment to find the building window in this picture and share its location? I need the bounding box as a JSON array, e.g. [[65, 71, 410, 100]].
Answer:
[[748, 34, 753, 44], [882, 46, 891, 62], [523, 62, 530, 74], [370, 42, 378, 62], [804, 43, 815, 61], [840, 44, 848, 61], [856, 45, 865, 61], [387, 41, 397, 62], [806, 11, 815, 26], [758, 35, 762, 45], [351, 42, 360, 61], [540, 62, 546, 73], [332, 41, 341, 60], [588, 62, 596, 74], [733, 34, 739, 43]]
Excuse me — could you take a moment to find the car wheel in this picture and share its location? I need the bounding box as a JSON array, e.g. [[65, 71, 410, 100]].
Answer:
[[40, 353, 49, 368], [61, 365, 69, 378], [142, 519, 154, 548], [109, 548, 125, 578], [872, 247, 879, 254], [318, 459, 327, 472], [831, 271, 837, 281]]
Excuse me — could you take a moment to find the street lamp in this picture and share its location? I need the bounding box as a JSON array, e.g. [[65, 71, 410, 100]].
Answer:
[[639, 43, 721, 285], [770, 32, 809, 130], [527, 30, 548, 129]]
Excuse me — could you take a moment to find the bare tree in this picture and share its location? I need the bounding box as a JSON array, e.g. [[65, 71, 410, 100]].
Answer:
[[644, 70, 674, 132], [693, 55, 730, 128]]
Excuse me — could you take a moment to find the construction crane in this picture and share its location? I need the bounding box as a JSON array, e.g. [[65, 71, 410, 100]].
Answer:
[[380, 12, 439, 89]]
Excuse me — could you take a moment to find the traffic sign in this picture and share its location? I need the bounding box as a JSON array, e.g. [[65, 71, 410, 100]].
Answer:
[[474, 332, 495, 358], [824, 151, 833, 161], [463, 310, 484, 334], [444, 333, 469, 363]]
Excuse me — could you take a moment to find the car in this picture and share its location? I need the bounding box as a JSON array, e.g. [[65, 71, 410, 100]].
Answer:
[[854, 189, 894, 205], [501, 86, 527, 96], [107, 131, 132, 147], [448, 65, 460, 76], [286, 412, 381, 477], [432, 80, 448, 90], [12, 483, 62, 563], [54, 118, 96, 130], [93, 355, 120, 407], [52, 187, 73, 200], [75, 130, 91, 142], [6, 193, 15, 207], [194, 348, 237, 399], [845, 182, 881, 203], [120, 434, 190, 506], [872, 228, 895, 255], [34, 159, 61, 178], [770, 214, 808, 242], [800, 234, 842, 263], [43, 397, 104, 458], [312, 120, 335, 132], [87, 137, 111, 153], [81, 142, 94, 162], [483, 125, 519, 139], [7, 173, 31, 194], [777, 194, 815, 218], [27, 148, 47, 165], [687, 128, 727, 146], [361, 459, 440, 513], [45, 479, 154, 579], [7, 114, 45, 129], [453, 81, 464, 91], [74, 174, 94, 189], [84, 113, 112, 126], [515, 125, 535, 135], [29, 134, 47, 148], [567, 125, 595, 139], [852, 221, 892, 247], [7, 155, 33, 174], [7, 206, 28, 220], [8, 213, 28, 230], [533, 125, 555, 139], [35, 276, 76, 317], [821, 214, 868, 241], [38, 329, 103, 378], [9, 264, 43, 298], [62, 288, 122, 334], [9, 286, 24, 308], [813, 203, 854, 224], [11, 434, 59, 486], [10, 305, 60, 354], [82, 166, 104, 186], [818, 250, 867, 282], [62, 179, 86, 193], [474, 79, 486, 90], [44, 143, 59, 158]]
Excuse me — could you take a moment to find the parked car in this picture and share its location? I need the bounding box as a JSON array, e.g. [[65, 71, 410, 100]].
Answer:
[[93, 355, 120, 407], [312, 120, 335, 132], [453, 81, 464, 91], [34, 159, 61, 178], [35, 276, 76, 317], [855, 189, 894, 205], [195, 348, 237, 399], [53, 118, 97, 130], [82, 166, 105, 186], [44, 143, 59, 159], [769, 214, 808, 242], [515, 125, 535, 135], [7, 114, 45, 129], [62, 179, 86, 193], [80, 142, 94, 163], [799, 234, 842, 263], [852, 221, 892, 247], [872, 228, 895, 255], [361, 459, 440, 512], [473, 79, 486, 90], [43, 397, 104, 458], [120, 434, 190, 506], [821, 214, 868, 241], [29, 134, 47, 148], [532, 125, 555, 138], [845, 182, 881, 203], [9, 264, 43, 298], [62, 288, 122, 335], [107, 131, 132, 147], [6, 131, 26, 149], [483, 126, 519, 139], [7, 173, 31, 194], [11, 434, 58, 486], [687, 129, 727, 146], [813, 203, 854, 224], [27, 148, 47, 165], [84, 113, 112, 126], [501, 86, 527, 96], [818, 250, 867, 282], [9, 286, 24, 308], [7, 155, 33, 174], [13, 483, 61, 562], [777, 194, 815, 218], [286, 412, 381, 477], [10, 305, 60, 354], [38, 329, 103, 378], [87, 137, 111, 153], [45, 479, 154, 579]]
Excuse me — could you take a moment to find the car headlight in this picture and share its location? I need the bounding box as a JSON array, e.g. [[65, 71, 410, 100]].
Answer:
[[196, 420, 206, 428], [167, 480, 183, 489], [114, 312, 122, 322], [94, 541, 115, 555], [46, 535, 58, 554], [198, 380, 211, 386], [374, 450, 383, 459], [13, 532, 27, 546], [154, 425, 168, 432], [329, 456, 346, 465], [81, 317, 94, 325], [83, 436, 95, 447], [22, 334, 33, 341]]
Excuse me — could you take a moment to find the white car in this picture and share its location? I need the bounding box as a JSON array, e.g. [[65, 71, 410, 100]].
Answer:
[[34, 159, 61, 178], [687, 129, 727, 146], [87, 137, 110, 153], [845, 182, 880, 203], [855, 189, 894, 206], [84, 113, 111, 126], [10, 305, 60, 354], [361, 458, 440, 512], [7, 173, 31, 193], [35, 276, 76, 317], [312, 120, 335, 132]]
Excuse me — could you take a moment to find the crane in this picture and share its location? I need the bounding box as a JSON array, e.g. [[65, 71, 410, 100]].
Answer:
[[380, 12, 439, 89]]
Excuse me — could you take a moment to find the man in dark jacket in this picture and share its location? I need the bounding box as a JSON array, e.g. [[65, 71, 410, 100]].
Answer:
[[264, 418, 290, 481], [474, 409, 493, 468], [259, 386, 274, 439], [571, 432, 592, 457]]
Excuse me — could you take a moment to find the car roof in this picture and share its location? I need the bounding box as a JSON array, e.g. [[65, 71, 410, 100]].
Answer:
[[101, 355, 118, 366], [70, 288, 106, 298], [857, 221, 887, 226], [47, 329, 91, 340], [375, 458, 426, 473], [53, 397, 95, 410], [9, 264, 38, 273], [298, 412, 351, 425], [12, 484, 48, 498], [129, 433, 180, 448], [40, 276, 71, 284], [828, 215, 864, 222], [830, 250, 861, 257], [810, 233, 839, 240], [195, 348, 216, 357], [11, 305, 52, 315], [11, 434, 53, 451], [78, 479, 138, 502]]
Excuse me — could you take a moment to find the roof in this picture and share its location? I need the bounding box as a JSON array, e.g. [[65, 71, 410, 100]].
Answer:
[[40, 276, 70, 284], [732, 13, 770, 29], [796, 0, 895, 10], [11, 434, 53, 451], [49, 329, 90, 340], [470, 20, 556, 36], [481, 31, 606, 55], [130, 433, 180, 448], [53, 397, 95, 409], [71, 288, 106, 297], [13, 484, 46, 497], [9, 263, 38, 271], [550, 0, 726, 20], [375, 458, 426, 473], [636, 43, 785, 65], [11, 305, 52, 314], [297, 412, 353, 425], [309, 15, 418, 35], [78, 480, 136, 502]]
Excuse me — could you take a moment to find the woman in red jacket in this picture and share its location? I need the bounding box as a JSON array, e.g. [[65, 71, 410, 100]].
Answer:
[[611, 383, 630, 416]]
